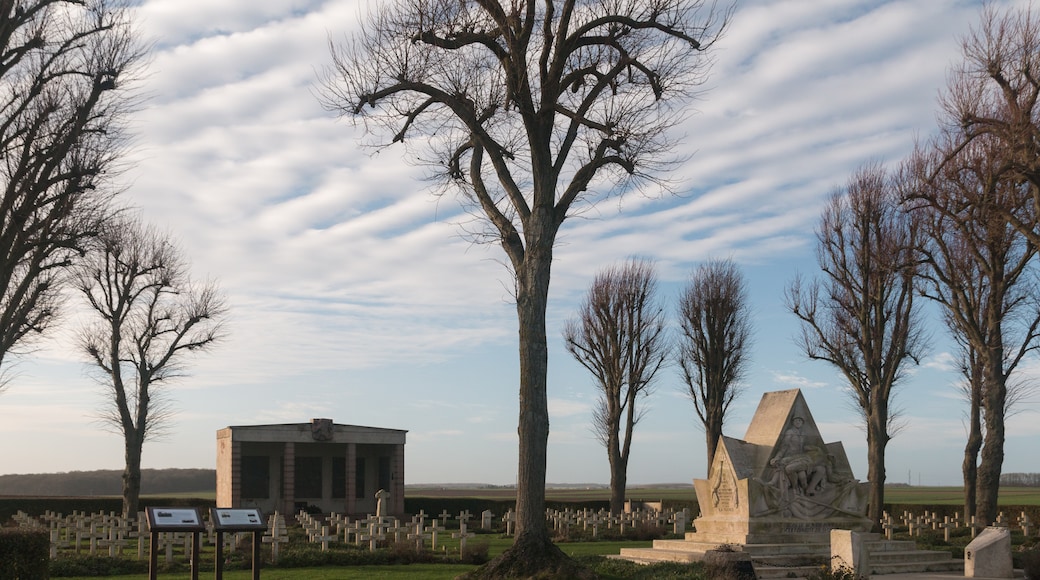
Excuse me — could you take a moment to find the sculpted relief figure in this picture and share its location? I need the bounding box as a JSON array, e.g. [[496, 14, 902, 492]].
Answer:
[[751, 415, 860, 519], [768, 417, 827, 496]]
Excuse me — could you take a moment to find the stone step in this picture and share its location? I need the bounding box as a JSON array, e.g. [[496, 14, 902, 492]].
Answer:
[[753, 564, 823, 580], [873, 562, 963, 575], [650, 538, 829, 555], [613, 548, 699, 564], [618, 535, 962, 577], [871, 549, 954, 565]]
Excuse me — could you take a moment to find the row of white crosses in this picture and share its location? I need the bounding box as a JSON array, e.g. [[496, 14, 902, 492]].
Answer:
[[881, 510, 1039, 541], [15, 508, 282, 564], [11, 510, 199, 562], [544, 507, 691, 538]]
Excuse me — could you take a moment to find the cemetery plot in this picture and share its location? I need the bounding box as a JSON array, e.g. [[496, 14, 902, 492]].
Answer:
[[9, 503, 693, 567]]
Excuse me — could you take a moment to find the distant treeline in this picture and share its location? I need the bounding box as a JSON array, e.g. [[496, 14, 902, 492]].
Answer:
[[0, 469, 214, 496], [1000, 473, 1040, 487]]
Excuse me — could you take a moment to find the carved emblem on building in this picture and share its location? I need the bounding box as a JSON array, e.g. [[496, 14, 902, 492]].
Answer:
[[311, 418, 334, 441]]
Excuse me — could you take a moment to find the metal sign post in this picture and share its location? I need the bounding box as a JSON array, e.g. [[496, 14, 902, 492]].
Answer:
[[210, 507, 267, 580], [145, 507, 205, 580]]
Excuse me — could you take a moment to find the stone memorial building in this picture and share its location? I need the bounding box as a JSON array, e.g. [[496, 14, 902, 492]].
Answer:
[[216, 419, 407, 517]]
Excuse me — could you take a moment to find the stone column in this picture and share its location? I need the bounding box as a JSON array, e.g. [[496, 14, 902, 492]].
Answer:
[[392, 443, 405, 516], [346, 443, 356, 515], [230, 440, 241, 507], [283, 442, 295, 515]]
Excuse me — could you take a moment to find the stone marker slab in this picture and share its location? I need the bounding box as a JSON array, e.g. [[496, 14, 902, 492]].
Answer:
[[965, 526, 1013, 578], [832, 529, 871, 578]]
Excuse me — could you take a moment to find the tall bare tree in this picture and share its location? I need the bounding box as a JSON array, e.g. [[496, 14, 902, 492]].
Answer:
[[676, 258, 751, 474], [910, 135, 1040, 529], [0, 0, 141, 385], [74, 216, 227, 517], [321, 1, 727, 574], [786, 163, 925, 528], [563, 258, 667, 515], [938, 4, 1040, 251]]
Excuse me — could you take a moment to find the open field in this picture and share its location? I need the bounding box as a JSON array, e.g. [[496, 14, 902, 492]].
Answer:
[[408, 485, 1040, 506], [883, 486, 1040, 506], [405, 485, 695, 502]]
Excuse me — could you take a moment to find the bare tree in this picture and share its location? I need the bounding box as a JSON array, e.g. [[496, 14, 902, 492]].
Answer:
[[676, 258, 751, 474], [74, 216, 227, 517], [320, 1, 727, 574], [786, 163, 926, 529], [563, 258, 667, 515], [0, 0, 141, 385], [938, 4, 1040, 250], [910, 135, 1040, 529]]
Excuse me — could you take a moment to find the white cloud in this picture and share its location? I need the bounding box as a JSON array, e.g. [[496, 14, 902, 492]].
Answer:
[[0, 0, 1022, 485], [771, 371, 828, 390]]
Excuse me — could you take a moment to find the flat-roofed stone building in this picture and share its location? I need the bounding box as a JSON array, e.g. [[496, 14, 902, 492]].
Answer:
[[216, 418, 406, 516]]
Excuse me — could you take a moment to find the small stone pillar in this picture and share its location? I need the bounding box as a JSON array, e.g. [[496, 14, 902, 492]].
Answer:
[[831, 529, 871, 578], [965, 526, 1013, 578]]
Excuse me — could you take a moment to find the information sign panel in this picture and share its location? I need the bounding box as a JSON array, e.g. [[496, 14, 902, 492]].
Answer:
[[211, 508, 266, 531], [146, 507, 205, 531]]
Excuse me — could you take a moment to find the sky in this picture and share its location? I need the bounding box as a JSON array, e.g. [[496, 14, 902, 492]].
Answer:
[[1, 0, 1038, 488]]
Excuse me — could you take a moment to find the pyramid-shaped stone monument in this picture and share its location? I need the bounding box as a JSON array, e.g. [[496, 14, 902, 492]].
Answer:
[[691, 388, 871, 544], [619, 389, 961, 575]]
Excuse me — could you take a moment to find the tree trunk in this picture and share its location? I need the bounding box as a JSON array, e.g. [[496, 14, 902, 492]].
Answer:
[[123, 429, 144, 517], [513, 238, 551, 545], [865, 406, 888, 531], [963, 382, 982, 525], [705, 424, 721, 476], [462, 217, 595, 579], [975, 356, 1006, 527], [608, 422, 628, 515], [609, 458, 627, 516]]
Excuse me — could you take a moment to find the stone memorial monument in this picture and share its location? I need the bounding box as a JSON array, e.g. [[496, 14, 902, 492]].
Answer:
[[618, 389, 960, 576], [691, 388, 871, 544]]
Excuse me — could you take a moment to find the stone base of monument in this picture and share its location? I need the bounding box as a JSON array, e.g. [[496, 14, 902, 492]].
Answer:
[[614, 390, 963, 577], [617, 532, 962, 578]]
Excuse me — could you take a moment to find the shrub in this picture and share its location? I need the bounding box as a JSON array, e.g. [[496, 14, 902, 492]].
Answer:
[[805, 564, 868, 580], [0, 528, 48, 579], [1018, 547, 1040, 580], [461, 539, 490, 565], [49, 555, 150, 578]]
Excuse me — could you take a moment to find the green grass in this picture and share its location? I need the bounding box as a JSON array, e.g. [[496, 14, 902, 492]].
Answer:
[[884, 486, 1040, 505], [61, 565, 476, 580]]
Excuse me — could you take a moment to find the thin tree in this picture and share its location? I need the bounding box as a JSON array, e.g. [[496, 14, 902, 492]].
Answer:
[[676, 258, 751, 474], [74, 216, 227, 517], [0, 0, 141, 386], [785, 163, 926, 529], [563, 258, 667, 515], [320, 1, 727, 574], [910, 135, 1040, 529]]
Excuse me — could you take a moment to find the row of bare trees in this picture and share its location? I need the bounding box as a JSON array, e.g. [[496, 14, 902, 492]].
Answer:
[[563, 257, 750, 516], [0, 1, 226, 518], [789, 3, 1040, 532], [320, 0, 1040, 576]]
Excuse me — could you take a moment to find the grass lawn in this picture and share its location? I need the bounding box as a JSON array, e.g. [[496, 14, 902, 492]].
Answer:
[[60, 565, 478, 580], [53, 538, 658, 580]]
